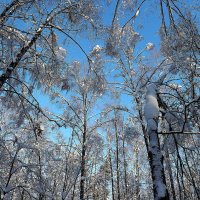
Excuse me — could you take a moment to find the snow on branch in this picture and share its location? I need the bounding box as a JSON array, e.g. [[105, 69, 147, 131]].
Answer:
[[144, 83, 159, 130]]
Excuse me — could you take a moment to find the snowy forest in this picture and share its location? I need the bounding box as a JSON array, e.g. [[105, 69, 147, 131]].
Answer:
[[0, 0, 199, 199]]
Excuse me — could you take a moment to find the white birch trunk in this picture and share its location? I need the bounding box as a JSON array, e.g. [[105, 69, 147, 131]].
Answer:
[[144, 83, 169, 200]]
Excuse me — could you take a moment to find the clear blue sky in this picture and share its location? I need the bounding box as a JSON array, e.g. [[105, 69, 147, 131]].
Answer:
[[32, 0, 163, 140], [2, 0, 196, 140]]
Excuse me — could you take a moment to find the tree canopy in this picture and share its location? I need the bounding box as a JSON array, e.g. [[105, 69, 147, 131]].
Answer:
[[0, 0, 199, 200]]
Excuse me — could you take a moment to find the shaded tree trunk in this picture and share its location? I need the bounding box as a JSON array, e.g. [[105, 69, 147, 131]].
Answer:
[[114, 120, 121, 200], [109, 150, 115, 200], [80, 95, 87, 200], [165, 147, 177, 200], [122, 138, 128, 199], [148, 127, 169, 200], [135, 142, 140, 200]]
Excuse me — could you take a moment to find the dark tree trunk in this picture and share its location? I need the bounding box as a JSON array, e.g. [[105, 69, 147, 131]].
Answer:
[[114, 120, 121, 200], [135, 142, 140, 200], [148, 128, 169, 200], [109, 150, 115, 200], [0, 0, 22, 25], [122, 138, 128, 199], [80, 95, 87, 200], [165, 147, 177, 200]]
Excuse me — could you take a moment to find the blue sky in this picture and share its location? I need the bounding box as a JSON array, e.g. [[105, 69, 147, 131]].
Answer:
[[4, 0, 194, 140], [2, 0, 197, 141], [31, 0, 164, 140]]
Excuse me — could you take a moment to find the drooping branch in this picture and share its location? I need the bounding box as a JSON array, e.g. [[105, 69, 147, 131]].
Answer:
[[0, 6, 72, 90], [121, 0, 146, 33], [49, 23, 91, 64], [111, 0, 120, 27]]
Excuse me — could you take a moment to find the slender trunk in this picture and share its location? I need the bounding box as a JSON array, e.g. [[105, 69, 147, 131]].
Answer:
[[122, 138, 128, 199], [62, 156, 69, 200], [72, 171, 79, 200], [165, 0, 176, 29], [21, 189, 25, 200], [173, 155, 182, 200], [80, 95, 87, 200], [135, 142, 140, 200], [1, 149, 19, 198], [62, 136, 74, 199], [173, 135, 187, 199], [93, 184, 96, 200], [71, 183, 76, 200], [114, 120, 120, 200], [80, 124, 86, 199], [93, 156, 98, 200], [38, 153, 44, 200], [159, 0, 167, 37], [109, 150, 115, 200], [5, 149, 19, 188], [165, 147, 177, 200], [183, 148, 200, 199]]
